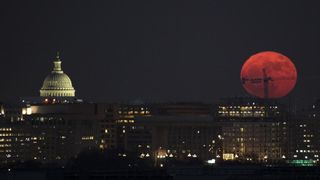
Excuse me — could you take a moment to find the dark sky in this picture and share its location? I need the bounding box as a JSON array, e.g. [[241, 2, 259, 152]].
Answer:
[[1, 0, 320, 106]]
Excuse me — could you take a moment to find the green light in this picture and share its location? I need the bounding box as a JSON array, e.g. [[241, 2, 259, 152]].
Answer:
[[288, 160, 316, 167]]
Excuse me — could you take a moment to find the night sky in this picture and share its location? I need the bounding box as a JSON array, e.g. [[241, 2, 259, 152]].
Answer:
[[1, 0, 320, 106]]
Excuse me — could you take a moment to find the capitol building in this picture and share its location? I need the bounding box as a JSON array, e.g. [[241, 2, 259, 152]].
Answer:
[[40, 53, 76, 97]]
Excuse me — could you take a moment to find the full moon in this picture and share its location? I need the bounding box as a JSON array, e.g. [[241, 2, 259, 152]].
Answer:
[[240, 51, 297, 99]]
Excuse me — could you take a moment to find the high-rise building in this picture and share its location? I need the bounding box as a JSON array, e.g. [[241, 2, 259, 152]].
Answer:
[[108, 103, 221, 165], [215, 98, 288, 162], [99, 103, 153, 151], [0, 103, 103, 165], [288, 101, 320, 166], [288, 117, 320, 166]]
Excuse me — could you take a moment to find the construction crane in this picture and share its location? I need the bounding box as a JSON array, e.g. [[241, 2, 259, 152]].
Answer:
[[242, 68, 295, 99], [242, 68, 272, 99]]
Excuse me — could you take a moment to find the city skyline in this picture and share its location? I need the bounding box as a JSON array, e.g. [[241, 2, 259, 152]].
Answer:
[[1, 1, 320, 106], [2, 1, 320, 179]]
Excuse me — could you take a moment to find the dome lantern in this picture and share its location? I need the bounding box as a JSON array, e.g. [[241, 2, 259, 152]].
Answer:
[[52, 52, 63, 73]]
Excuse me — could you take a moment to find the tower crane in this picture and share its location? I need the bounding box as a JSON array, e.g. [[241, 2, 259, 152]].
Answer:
[[242, 68, 294, 99]]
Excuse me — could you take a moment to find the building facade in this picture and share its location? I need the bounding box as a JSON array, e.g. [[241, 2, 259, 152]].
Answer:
[[216, 98, 288, 162]]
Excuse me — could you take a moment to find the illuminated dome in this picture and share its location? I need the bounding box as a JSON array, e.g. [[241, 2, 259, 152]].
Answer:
[[40, 53, 76, 97]]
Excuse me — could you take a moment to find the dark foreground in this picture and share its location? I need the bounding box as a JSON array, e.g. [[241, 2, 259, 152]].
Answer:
[[1, 166, 320, 180]]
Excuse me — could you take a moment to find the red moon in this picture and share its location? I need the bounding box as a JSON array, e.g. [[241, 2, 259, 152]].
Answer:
[[240, 51, 297, 99]]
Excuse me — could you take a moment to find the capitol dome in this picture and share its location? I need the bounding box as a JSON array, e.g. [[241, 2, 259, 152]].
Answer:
[[40, 53, 76, 97]]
